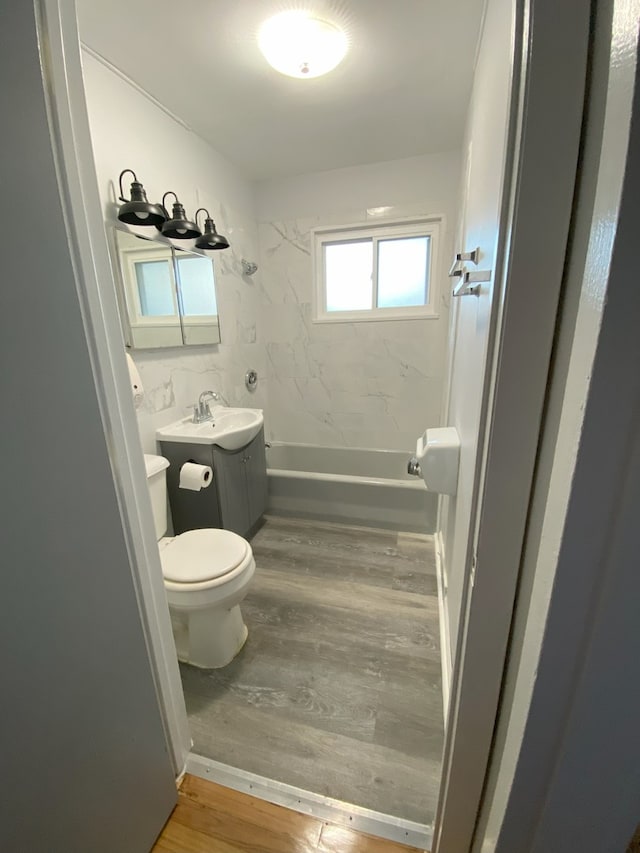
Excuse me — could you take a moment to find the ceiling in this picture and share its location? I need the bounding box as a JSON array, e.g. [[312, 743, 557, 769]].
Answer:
[[76, 0, 484, 182]]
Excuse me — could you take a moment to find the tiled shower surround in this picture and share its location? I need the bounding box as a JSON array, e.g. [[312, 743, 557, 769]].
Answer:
[[131, 209, 450, 455], [258, 211, 450, 452], [83, 49, 456, 454], [130, 209, 269, 453]]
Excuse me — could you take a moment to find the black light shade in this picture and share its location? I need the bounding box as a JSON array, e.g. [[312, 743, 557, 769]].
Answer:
[[160, 192, 201, 240], [117, 169, 167, 227], [194, 208, 230, 251]]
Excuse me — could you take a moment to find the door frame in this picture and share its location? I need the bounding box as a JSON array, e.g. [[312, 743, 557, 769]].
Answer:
[[433, 0, 591, 849], [37, 0, 192, 774], [39, 0, 591, 850]]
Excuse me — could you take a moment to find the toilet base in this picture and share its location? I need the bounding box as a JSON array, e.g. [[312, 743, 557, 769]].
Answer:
[[171, 605, 248, 669]]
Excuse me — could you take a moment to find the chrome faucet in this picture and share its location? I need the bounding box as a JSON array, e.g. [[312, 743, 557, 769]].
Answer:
[[191, 390, 227, 423]]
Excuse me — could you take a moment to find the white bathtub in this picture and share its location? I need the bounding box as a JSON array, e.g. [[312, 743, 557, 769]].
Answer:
[[266, 442, 436, 533]]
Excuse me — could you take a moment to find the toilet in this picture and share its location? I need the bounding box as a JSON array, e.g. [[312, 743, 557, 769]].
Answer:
[[144, 453, 256, 669]]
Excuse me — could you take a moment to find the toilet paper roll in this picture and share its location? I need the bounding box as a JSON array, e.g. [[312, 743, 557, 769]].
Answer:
[[179, 462, 213, 491]]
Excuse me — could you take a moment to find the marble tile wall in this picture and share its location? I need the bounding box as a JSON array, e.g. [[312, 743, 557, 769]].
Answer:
[[258, 206, 451, 452], [131, 209, 268, 452], [84, 53, 458, 456], [82, 52, 268, 453]]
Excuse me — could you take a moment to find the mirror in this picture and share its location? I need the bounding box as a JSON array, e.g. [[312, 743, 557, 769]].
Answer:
[[174, 249, 220, 346], [112, 227, 221, 349]]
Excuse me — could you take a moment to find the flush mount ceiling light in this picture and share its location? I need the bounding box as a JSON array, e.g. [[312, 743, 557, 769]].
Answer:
[[258, 10, 348, 79]]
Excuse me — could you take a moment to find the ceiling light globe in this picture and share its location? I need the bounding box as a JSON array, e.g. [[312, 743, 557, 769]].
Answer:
[[258, 11, 348, 79]]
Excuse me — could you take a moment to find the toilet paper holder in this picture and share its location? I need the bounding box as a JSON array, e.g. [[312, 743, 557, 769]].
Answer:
[[179, 459, 213, 491], [407, 427, 460, 495]]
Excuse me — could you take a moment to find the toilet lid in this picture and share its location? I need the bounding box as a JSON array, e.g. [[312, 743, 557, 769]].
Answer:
[[161, 529, 249, 584]]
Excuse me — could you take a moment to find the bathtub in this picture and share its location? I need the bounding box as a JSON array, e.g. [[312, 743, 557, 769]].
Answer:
[[266, 442, 436, 534]]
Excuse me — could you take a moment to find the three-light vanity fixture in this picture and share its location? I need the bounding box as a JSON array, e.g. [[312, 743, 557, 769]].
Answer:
[[117, 169, 230, 250]]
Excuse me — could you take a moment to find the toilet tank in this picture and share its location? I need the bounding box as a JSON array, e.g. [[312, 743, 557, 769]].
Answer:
[[143, 454, 170, 540]]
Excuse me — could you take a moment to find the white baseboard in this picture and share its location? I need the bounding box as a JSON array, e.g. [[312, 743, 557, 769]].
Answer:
[[435, 529, 452, 722]]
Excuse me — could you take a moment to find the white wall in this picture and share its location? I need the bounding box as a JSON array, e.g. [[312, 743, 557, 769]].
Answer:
[[438, 0, 515, 669], [81, 53, 267, 452], [255, 152, 461, 451], [256, 152, 462, 222]]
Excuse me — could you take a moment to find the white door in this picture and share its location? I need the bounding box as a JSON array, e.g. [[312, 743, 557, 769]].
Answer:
[[433, 0, 591, 850], [438, 0, 516, 677]]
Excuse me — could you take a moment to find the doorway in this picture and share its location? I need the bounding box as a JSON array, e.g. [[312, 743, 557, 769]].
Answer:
[[42, 0, 596, 848]]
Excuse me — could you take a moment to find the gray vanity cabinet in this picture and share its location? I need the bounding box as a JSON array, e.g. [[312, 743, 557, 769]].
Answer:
[[245, 440, 268, 528], [159, 427, 267, 539], [212, 433, 267, 537]]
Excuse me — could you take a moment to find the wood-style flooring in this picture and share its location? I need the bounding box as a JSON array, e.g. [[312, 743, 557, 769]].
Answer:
[[179, 516, 443, 826], [152, 774, 426, 852]]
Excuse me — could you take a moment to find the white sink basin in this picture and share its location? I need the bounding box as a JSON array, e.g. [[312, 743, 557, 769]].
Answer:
[[156, 407, 264, 450]]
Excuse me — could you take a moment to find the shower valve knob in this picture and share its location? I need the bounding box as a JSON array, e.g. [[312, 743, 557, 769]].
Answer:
[[245, 369, 258, 391]]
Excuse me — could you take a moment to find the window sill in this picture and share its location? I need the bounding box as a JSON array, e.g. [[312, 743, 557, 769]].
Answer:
[[312, 311, 440, 324]]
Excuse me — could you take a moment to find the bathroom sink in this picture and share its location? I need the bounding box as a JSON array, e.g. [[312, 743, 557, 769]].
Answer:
[[156, 407, 264, 450]]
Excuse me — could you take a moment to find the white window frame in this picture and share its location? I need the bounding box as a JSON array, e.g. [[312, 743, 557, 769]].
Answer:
[[312, 216, 442, 323], [122, 246, 180, 328], [122, 246, 219, 329]]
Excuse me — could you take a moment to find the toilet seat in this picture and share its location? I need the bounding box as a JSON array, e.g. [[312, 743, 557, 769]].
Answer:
[[161, 529, 249, 585]]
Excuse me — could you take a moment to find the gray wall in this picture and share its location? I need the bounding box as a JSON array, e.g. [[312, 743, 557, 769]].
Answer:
[[0, 6, 176, 851]]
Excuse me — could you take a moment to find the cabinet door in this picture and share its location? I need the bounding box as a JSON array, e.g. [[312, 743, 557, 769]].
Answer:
[[245, 430, 268, 530], [213, 446, 250, 536]]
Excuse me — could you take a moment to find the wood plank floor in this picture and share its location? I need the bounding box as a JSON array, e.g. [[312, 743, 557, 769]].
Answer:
[[179, 516, 443, 826], [153, 774, 426, 853]]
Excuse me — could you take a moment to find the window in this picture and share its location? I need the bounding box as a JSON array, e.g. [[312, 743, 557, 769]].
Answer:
[[313, 218, 441, 322], [175, 255, 218, 317], [122, 246, 218, 328], [124, 246, 179, 327], [135, 258, 176, 317]]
